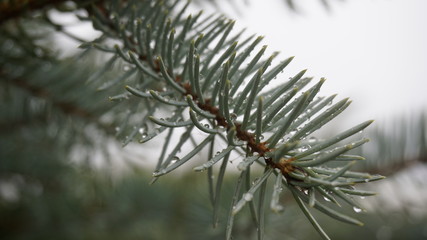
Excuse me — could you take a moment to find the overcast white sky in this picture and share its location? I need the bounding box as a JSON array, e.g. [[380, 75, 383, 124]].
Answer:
[[223, 0, 427, 129]]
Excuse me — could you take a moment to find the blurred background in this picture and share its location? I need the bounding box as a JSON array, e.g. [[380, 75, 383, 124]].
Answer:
[[0, 0, 426, 239]]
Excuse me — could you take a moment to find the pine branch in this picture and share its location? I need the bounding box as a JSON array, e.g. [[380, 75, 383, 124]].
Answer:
[[0, 0, 386, 239], [74, 1, 386, 239]]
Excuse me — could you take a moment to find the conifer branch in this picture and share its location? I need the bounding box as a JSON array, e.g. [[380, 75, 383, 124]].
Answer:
[[0, 1, 387, 239], [76, 2, 386, 238]]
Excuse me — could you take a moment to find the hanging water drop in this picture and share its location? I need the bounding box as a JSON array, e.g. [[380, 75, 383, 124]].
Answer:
[[300, 145, 310, 151], [323, 196, 331, 202], [237, 162, 246, 171], [123, 65, 131, 72], [353, 206, 362, 213], [252, 178, 259, 185], [171, 156, 180, 164], [243, 193, 253, 201], [271, 204, 284, 213]]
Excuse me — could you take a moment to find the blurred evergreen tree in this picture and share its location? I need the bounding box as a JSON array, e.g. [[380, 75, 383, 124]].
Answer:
[[1, 1, 425, 239]]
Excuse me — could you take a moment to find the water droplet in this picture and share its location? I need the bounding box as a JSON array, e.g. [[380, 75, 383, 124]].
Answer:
[[115, 127, 121, 132], [237, 162, 246, 171], [123, 65, 131, 71], [141, 133, 148, 139], [152, 171, 159, 176], [149, 40, 155, 48], [300, 145, 310, 151], [252, 178, 259, 185], [243, 193, 253, 201], [360, 196, 366, 200], [353, 206, 362, 213], [138, 128, 145, 134], [171, 156, 180, 164], [271, 204, 284, 213], [323, 196, 331, 202]]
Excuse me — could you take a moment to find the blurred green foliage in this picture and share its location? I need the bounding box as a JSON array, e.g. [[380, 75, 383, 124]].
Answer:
[[1, 136, 426, 240], [1, 0, 426, 239]]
